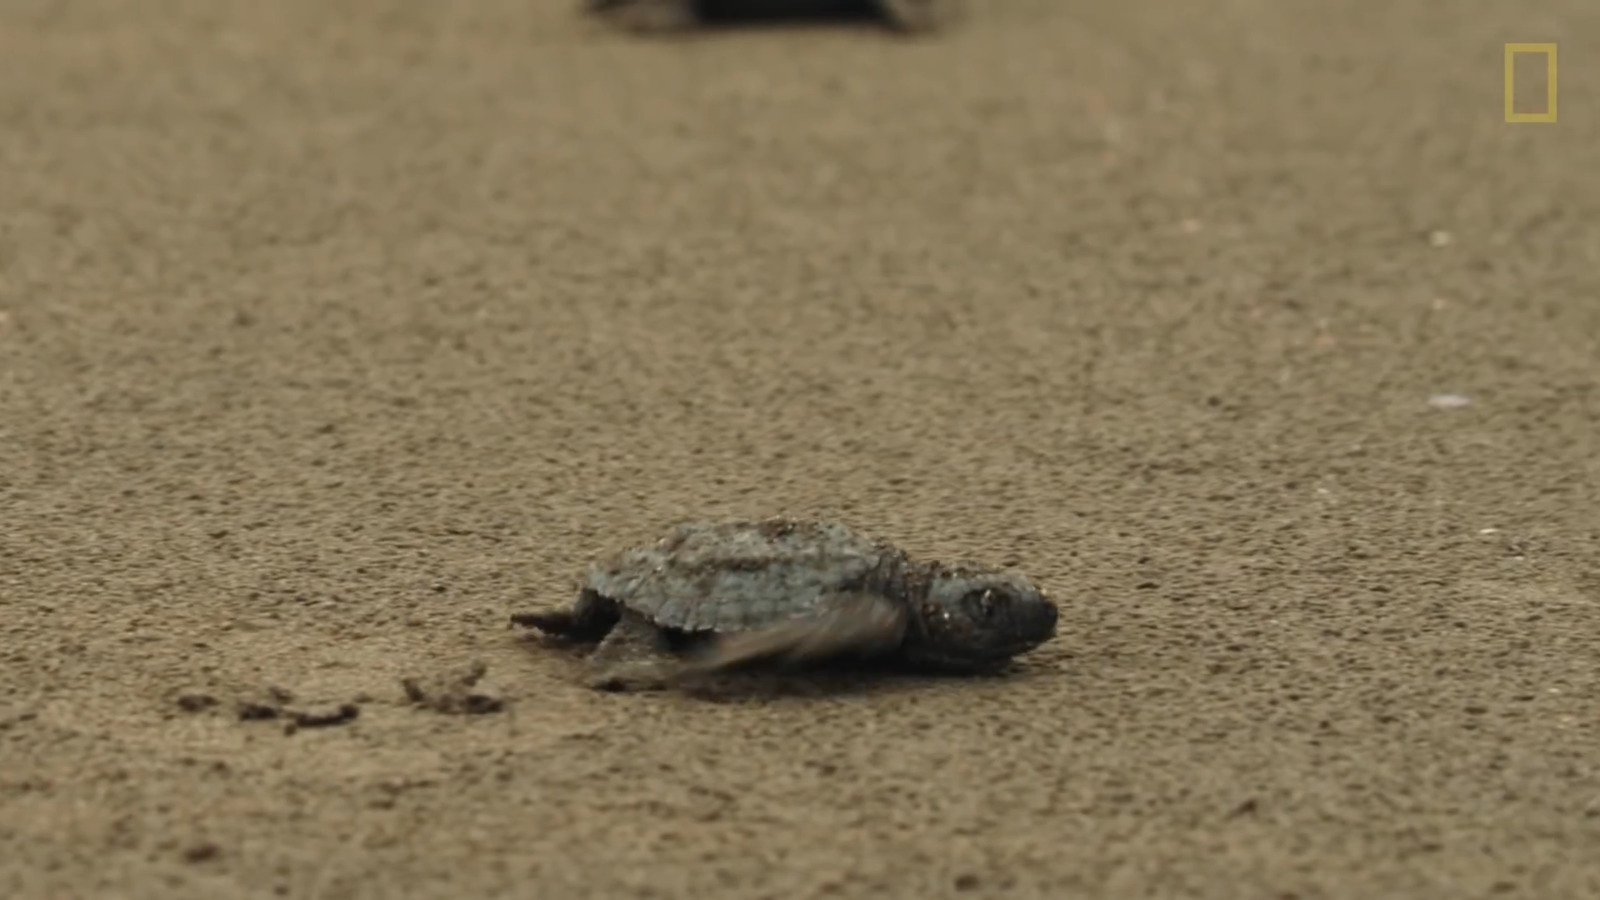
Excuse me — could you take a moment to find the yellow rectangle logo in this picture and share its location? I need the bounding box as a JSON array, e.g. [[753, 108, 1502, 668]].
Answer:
[[1505, 43, 1557, 123]]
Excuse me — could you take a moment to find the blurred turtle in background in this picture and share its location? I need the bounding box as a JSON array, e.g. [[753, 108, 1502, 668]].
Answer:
[[586, 0, 959, 34]]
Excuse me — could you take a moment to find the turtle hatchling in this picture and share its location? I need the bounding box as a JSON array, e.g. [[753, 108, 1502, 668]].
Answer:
[[584, 0, 960, 33], [510, 518, 1058, 691]]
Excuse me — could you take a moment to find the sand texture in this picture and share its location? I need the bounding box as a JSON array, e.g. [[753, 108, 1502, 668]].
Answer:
[[2, 1, 1598, 898]]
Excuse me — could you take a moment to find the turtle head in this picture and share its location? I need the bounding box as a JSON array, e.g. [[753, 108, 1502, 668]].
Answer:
[[902, 564, 1058, 671]]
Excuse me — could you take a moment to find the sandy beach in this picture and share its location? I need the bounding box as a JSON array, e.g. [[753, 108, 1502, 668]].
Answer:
[[1, 1, 1597, 897]]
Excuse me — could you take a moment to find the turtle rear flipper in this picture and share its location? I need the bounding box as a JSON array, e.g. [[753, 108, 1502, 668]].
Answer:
[[683, 592, 909, 674], [588, 0, 699, 31], [511, 589, 621, 642]]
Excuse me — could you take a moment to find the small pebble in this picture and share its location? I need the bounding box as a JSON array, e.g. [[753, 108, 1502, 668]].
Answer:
[[291, 704, 360, 729], [176, 693, 218, 713], [183, 842, 221, 863], [1427, 393, 1472, 410], [237, 702, 281, 721]]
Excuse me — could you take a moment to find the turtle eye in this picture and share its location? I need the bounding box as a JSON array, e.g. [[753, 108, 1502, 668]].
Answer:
[[965, 588, 999, 619]]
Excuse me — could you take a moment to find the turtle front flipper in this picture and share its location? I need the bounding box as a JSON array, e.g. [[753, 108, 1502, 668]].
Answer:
[[874, 0, 960, 32], [587, 609, 676, 691], [682, 593, 909, 674]]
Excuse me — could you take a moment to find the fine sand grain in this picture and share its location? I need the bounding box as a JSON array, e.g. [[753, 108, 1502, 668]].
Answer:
[[1, 1, 1597, 898]]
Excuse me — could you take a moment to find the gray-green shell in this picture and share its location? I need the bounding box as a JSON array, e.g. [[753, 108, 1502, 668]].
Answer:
[[584, 519, 907, 634]]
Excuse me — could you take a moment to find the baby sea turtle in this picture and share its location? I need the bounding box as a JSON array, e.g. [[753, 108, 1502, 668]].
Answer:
[[510, 518, 1057, 690], [585, 0, 959, 33]]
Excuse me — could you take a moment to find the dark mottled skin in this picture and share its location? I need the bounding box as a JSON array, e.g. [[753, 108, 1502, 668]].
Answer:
[[511, 518, 1058, 690]]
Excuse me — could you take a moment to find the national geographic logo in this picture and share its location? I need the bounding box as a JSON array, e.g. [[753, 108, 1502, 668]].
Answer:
[[1504, 43, 1557, 123]]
